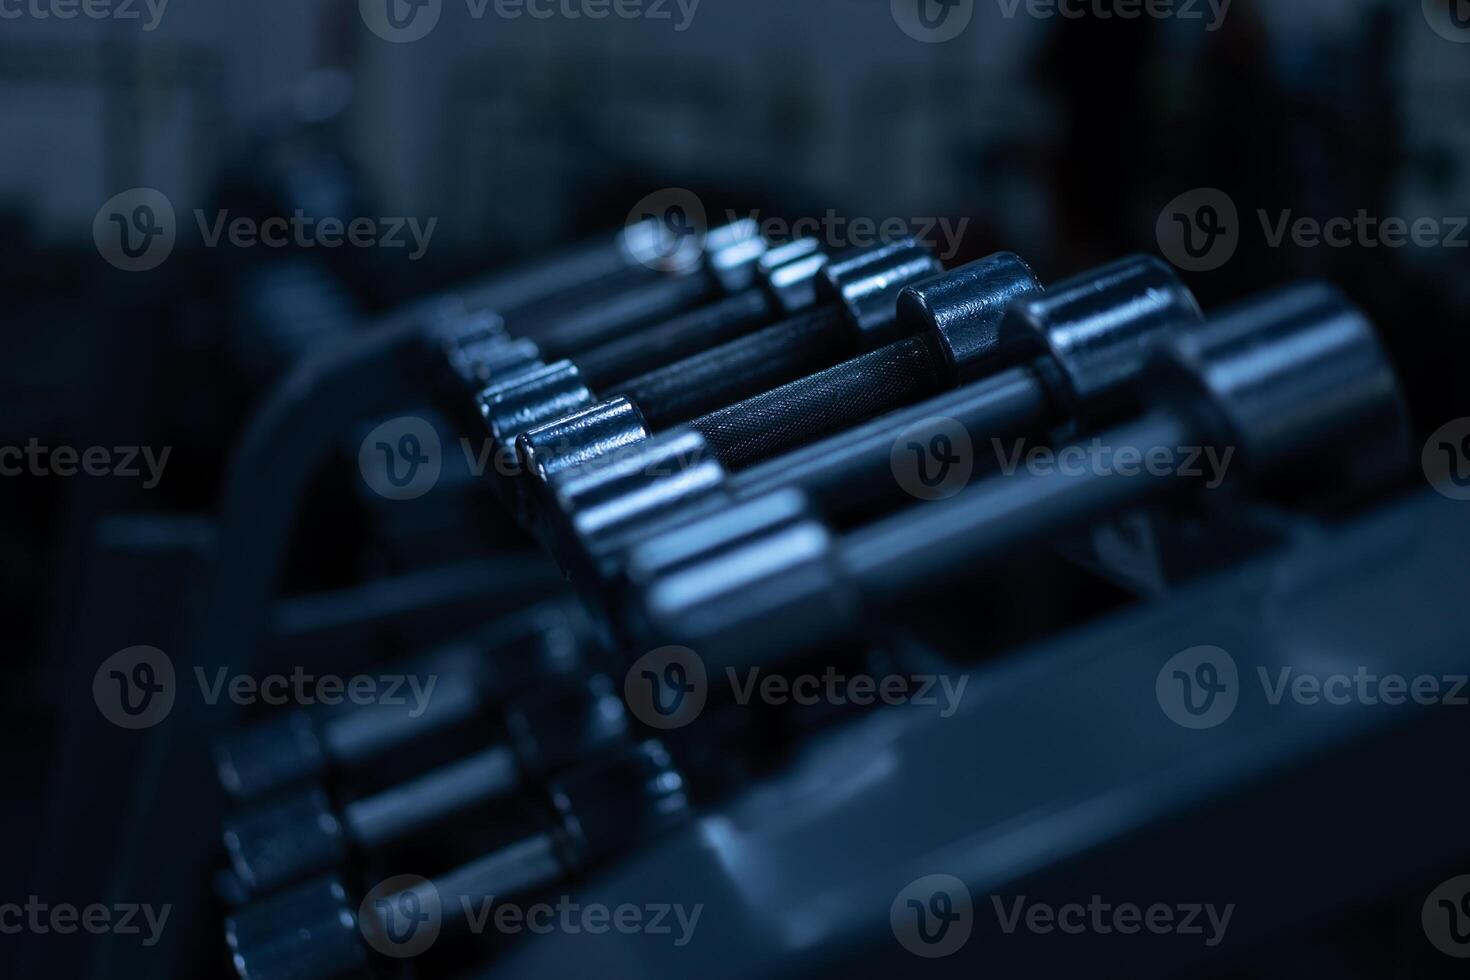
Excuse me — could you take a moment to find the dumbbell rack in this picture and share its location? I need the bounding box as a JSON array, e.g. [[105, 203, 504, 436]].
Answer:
[[135, 222, 1454, 980]]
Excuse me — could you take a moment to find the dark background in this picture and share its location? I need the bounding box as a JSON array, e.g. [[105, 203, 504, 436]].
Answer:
[[1, 0, 1466, 975]]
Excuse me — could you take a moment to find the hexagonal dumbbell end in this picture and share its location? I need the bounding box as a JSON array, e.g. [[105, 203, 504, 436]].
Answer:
[[215, 711, 326, 802], [223, 788, 348, 898], [1154, 281, 1410, 498], [224, 875, 371, 980], [895, 250, 1044, 384], [550, 740, 691, 870], [994, 253, 1203, 435], [620, 489, 852, 674], [505, 674, 630, 777], [815, 238, 946, 348], [755, 237, 828, 315], [539, 427, 728, 581], [476, 361, 596, 515]]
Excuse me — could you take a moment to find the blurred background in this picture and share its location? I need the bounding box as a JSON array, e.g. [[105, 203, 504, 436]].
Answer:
[[2, 0, 1467, 975]]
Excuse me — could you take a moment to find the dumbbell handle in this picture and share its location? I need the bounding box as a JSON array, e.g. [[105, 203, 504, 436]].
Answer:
[[388, 832, 566, 938], [518, 272, 718, 360], [841, 410, 1192, 597], [732, 363, 1052, 506], [612, 306, 851, 428], [344, 745, 520, 849], [686, 334, 949, 470], [574, 287, 776, 391]]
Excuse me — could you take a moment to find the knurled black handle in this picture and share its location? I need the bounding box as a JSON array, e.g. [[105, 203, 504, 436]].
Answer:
[[611, 305, 851, 430], [528, 273, 716, 359], [687, 336, 949, 470], [575, 288, 775, 392]]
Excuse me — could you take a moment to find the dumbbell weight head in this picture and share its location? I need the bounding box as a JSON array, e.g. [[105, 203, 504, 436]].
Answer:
[[991, 254, 1204, 436], [546, 254, 1196, 597], [224, 875, 373, 980], [620, 282, 1409, 672], [490, 239, 944, 518], [1151, 281, 1410, 497], [517, 250, 1028, 545], [224, 741, 687, 980]]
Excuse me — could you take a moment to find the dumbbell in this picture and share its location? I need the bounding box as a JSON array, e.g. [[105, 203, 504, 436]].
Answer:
[[221, 672, 635, 899], [477, 238, 947, 517], [619, 283, 1411, 671], [504, 219, 772, 360], [224, 741, 688, 980], [213, 602, 594, 804], [543, 255, 1203, 591], [510, 251, 1041, 538], [424, 219, 777, 405]]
